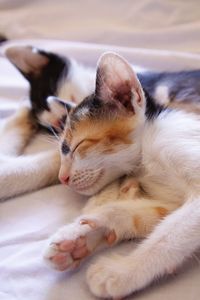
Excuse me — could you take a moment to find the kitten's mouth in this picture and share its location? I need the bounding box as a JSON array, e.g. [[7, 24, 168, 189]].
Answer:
[[70, 169, 104, 194]]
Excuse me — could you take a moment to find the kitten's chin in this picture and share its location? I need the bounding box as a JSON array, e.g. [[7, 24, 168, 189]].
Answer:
[[71, 176, 118, 196], [72, 183, 103, 196], [71, 178, 109, 196], [68, 168, 107, 196], [69, 169, 124, 196]]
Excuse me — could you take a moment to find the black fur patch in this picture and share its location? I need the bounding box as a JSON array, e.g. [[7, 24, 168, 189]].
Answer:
[[71, 88, 165, 124], [144, 89, 164, 120], [70, 93, 119, 125], [138, 72, 164, 98], [19, 50, 70, 116], [138, 70, 200, 103], [72, 94, 101, 118]]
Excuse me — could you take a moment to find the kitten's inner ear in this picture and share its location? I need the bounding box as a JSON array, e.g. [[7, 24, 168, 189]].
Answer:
[[38, 96, 75, 131], [95, 52, 145, 113], [5, 46, 49, 77]]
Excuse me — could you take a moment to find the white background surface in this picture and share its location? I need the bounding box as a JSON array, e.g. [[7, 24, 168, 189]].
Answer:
[[0, 0, 200, 53]]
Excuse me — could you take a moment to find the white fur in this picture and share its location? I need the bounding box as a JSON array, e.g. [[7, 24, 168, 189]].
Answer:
[[38, 97, 68, 129], [154, 84, 170, 105], [59, 140, 141, 196], [87, 196, 200, 298], [58, 60, 95, 103], [0, 58, 95, 200], [0, 150, 60, 200], [45, 107, 200, 299], [0, 107, 33, 156], [45, 53, 200, 299], [84, 108, 200, 298], [0, 108, 60, 200]]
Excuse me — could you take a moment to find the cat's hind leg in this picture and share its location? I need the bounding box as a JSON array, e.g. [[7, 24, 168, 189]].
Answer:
[[44, 195, 178, 272], [87, 196, 200, 299]]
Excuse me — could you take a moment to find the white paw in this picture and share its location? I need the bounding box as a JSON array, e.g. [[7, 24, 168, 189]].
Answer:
[[87, 255, 146, 299], [44, 217, 117, 271], [86, 256, 127, 298]]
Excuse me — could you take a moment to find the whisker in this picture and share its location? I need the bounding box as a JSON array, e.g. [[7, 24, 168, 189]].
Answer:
[[37, 135, 58, 145], [34, 133, 59, 146], [48, 126, 60, 140]]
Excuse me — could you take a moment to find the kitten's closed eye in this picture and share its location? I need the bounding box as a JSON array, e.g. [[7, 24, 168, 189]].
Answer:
[[61, 141, 70, 155], [72, 140, 86, 154], [72, 139, 99, 157], [61, 139, 87, 156]]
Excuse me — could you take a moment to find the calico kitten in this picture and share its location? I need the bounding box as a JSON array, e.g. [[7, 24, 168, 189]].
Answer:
[[41, 53, 200, 299]]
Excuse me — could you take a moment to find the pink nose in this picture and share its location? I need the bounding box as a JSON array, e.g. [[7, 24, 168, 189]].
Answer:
[[59, 175, 70, 185]]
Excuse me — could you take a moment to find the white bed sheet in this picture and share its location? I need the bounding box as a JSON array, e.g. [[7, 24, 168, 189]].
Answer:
[[0, 0, 200, 53], [1, 1, 200, 299]]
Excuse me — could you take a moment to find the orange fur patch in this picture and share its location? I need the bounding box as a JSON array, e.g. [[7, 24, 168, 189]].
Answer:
[[133, 207, 165, 237], [133, 214, 142, 232], [133, 214, 150, 237], [155, 206, 168, 218], [63, 115, 136, 158], [76, 139, 100, 157], [105, 230, 117, 245]]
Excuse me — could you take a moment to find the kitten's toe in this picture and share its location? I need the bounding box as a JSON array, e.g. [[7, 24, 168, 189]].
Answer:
[[58, 240, 75, 251], [50, 251, 74, 271]]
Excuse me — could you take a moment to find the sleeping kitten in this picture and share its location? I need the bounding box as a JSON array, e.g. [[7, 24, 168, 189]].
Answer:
[[1, 47, 200, 299], [41, 53, 200, 299]]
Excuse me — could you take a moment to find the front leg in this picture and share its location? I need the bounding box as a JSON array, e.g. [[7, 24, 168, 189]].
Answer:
[[0, 149, 60, 200], [44, 197, 177, 271], [87, 197, 200, 299]]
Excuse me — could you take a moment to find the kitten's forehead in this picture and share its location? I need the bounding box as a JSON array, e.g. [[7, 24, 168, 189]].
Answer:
[[63, 96, 135, 150], [70, 94, 97, 122], [69, 93, 121, 126]]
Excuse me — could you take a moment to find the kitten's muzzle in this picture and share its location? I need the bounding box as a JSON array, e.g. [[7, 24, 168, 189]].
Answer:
[[68, 168, 104, 193]]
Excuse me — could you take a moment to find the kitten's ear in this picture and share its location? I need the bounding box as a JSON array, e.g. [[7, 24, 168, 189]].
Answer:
[[47, 96, 75, 115], [38, 96, 75, 131], [5, 46, 49, 78], [95, 52, 145, 113]]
